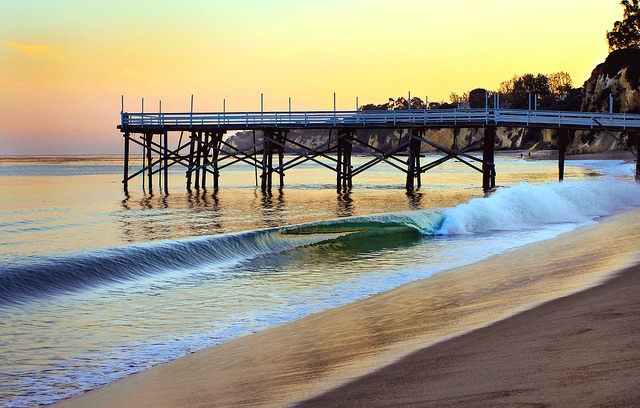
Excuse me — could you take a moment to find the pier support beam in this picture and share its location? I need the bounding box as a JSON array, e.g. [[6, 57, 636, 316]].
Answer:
[[483, 126, 496, 191], [193, 131, 203, 190], [201, 132, 211, 190], [123, 132, 130, 194], [406, 129, 423, 190], [145, 133, 153, 192], [186, 131, 196, 190], [211, 131, 224, 190], [261, 130, 287, 191], [336, 129, 355, 192], [163, 129, 169, 194], [559, 129, 572, 182]]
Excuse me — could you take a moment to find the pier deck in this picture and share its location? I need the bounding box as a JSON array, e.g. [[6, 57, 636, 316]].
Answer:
[[120, 108, 640, 132]]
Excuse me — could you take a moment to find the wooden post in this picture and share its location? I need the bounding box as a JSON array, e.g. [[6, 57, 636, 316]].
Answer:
[[261, 130, 271, 191], [146, 133, 153, 192], [194, 131, 202, 190], [483, 126, 496, 191], [267, 141, 273, 189], [253, 130, 258, 187], [278, 131, 285, 188], [343, 132, 352, 190], [406, 133, 416, 191], [212, 131, 223, 190], [163, 129, 169, 194], [415, 132, 422, 188], [123, 132, 130, 194], [201, 132, 210, 190], [559, 129, 572, 182], [186, 131, 196, 190], [336, 133, 343, 192], [336, 130, 354, 191], [406, 130, 422, 190]]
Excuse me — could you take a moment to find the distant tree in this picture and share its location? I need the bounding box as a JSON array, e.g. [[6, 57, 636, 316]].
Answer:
[[359, 103, 389, 111], [607, 0, 640, 51], [449, 93, 461, 104], [514, 74, 550, 95], [547, 72, 573, 97], [393, 97, 409, 110], [498, 77, 516, 94], [468, 88, 488, 108], [410, 97, 426, 109], [359, 96, 425, 111]]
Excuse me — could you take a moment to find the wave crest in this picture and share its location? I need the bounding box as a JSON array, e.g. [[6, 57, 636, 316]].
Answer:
[[437, 180, 640, 235]]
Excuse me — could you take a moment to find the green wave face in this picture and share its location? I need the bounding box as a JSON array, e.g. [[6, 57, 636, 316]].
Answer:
[[280, 210, 447, 238]]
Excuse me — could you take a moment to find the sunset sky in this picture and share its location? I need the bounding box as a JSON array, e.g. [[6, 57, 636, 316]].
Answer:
[[0, 1, 623, 155]]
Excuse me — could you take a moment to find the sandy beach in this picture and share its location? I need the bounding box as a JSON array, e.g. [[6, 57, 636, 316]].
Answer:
[[298, 263, 640, 407], [54, 207, 640, 408]]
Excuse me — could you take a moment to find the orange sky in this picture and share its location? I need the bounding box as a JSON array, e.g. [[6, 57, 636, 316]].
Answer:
[[0, 0, 623, 155]]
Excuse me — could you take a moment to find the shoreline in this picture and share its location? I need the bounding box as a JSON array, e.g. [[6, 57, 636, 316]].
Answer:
[[54, 207, 640, 407]]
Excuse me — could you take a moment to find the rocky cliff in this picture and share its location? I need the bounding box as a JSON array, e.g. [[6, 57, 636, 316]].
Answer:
[[571, 48, 640, 153], [225, 50, 640, 155], [225, 127, 542, 155]]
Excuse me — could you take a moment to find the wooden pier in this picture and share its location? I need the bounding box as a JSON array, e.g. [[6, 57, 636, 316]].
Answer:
[[119, 108, 640, 194]]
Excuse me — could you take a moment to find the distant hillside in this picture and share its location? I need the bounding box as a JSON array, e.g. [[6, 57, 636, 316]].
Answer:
[[225, 50, 640, 155]]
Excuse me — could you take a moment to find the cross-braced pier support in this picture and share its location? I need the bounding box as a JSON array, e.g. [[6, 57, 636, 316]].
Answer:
[[336, 129, 354, 192], [123, 131, 174, 195], [261, 129, 288, 191], [185, 131, 226, 191]]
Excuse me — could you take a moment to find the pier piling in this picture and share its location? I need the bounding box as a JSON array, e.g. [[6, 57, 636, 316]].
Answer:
[[406, 130, 423, 190], [482, 126, 496, 191], [336, 129, 354, 192], [123, 132, 130, 193], [558, 129, 572, 181]]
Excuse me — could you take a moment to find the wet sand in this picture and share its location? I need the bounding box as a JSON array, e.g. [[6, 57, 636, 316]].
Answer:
[[55, 208, 640, 408], [299, 263, 640, 407]]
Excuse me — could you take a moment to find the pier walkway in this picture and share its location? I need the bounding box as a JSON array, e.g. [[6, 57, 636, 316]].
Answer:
[[118, 108, 640, 194]]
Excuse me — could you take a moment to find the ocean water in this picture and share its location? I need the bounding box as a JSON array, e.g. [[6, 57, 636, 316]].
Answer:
[[1, 154, 640, 407]]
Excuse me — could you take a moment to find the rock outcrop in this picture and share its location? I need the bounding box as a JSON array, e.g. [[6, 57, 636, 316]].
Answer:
[[581, 48, 640, 114], [225, 50, 640, 155], [571, 48, 640, 153]]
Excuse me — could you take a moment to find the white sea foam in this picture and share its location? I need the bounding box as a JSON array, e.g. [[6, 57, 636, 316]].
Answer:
[[437, 180, 640, 235]]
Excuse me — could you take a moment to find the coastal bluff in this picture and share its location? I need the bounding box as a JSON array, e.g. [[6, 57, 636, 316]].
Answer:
[[225, 49, 640, 155], [573, 48, 640, 153]]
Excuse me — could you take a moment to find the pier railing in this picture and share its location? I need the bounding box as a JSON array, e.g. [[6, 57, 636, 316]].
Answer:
[[120, 108, 640, 132]]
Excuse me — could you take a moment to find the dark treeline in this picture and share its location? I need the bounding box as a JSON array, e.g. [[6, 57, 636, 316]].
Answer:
[[360, 72, 583, 112]]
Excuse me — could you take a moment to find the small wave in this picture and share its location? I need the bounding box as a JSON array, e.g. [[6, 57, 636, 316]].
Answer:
[[0, 229, 328, 307]]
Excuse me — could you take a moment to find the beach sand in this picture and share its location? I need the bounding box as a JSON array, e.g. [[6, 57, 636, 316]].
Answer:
[[298, 263, 640, 407], [54, 208, 640, 408]]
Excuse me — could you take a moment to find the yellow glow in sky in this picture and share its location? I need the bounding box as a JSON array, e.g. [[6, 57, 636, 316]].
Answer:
[[0, 0, 624, 154]]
